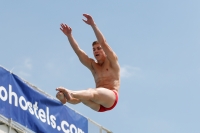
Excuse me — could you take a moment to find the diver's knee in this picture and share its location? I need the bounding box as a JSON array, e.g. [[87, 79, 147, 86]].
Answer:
[[86, 88, 97, 99]]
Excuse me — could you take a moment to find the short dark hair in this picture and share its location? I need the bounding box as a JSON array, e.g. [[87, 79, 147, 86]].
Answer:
[[92, 41, 99, 46]]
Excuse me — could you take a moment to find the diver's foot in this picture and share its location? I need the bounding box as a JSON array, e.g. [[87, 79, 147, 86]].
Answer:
[[56, 92, 67, 104]]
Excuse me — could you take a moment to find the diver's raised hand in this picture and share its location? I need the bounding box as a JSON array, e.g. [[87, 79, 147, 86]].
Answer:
[[82, 14, 95, 26], [60, 23, 72, 37]]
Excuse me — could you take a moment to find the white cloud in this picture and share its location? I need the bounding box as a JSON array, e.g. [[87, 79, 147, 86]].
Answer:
[[18, 70, 31, 78], [120, 65, 142, 78], [45, 61, 55, 70], [11, 58, 33, 78], [44, 60, 66, 76], [24, 58, 32, 70]]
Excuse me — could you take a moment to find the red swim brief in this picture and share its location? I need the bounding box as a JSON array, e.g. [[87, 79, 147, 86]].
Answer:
[[98, 90, 118, 112]]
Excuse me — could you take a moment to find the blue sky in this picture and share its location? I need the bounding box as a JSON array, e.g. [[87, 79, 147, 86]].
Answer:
[[1, 1, 200, 133]]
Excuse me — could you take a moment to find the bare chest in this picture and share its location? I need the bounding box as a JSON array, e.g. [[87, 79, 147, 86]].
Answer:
[[90, 60, 120, 90], [92, 63, 115, 78]]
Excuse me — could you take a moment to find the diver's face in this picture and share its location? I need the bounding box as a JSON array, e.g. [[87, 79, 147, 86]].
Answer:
[[93, 44, 106, 60]]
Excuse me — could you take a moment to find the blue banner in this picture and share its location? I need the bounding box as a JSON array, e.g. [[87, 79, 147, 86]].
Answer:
[[0, 66, 88, 133]]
